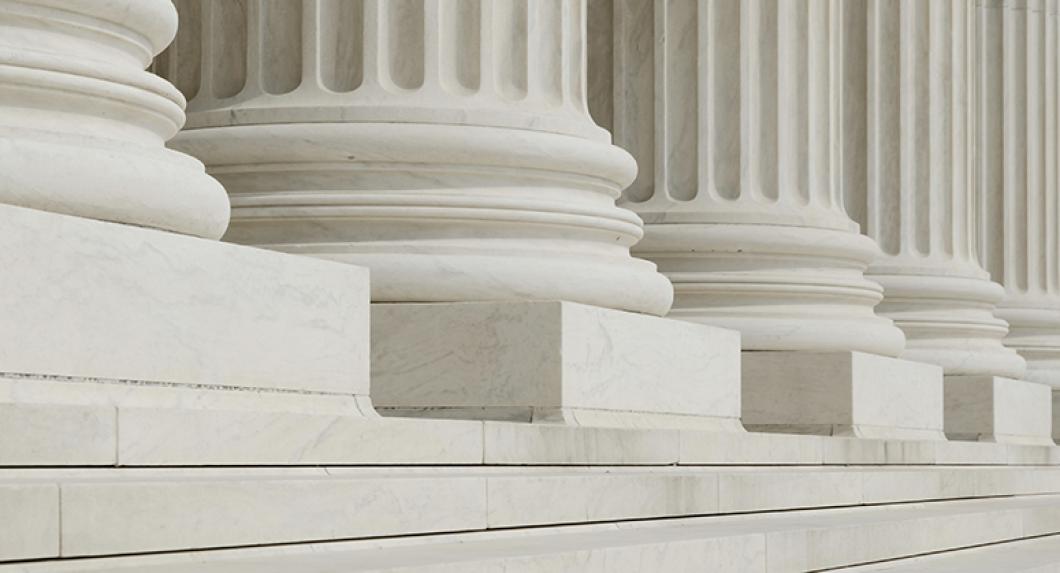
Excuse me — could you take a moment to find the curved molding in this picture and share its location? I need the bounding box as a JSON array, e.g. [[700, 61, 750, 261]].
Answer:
[[872, 273, 1026, 378], [637, 223, 905, 356], [0, 0, 230, 238]]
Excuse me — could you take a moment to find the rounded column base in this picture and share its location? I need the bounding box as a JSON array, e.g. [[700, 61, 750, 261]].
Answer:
[[0, 0, 231, 238], [636, 223, 906, 355], [998, 306, 1060, 388], [870, 272, 1027, 378], [0, 129, 229, 239], [175, 122, 674, 316]]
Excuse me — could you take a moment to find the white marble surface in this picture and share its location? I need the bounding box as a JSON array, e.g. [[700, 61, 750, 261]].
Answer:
[[0, 204, 368, 396], [59, 474, 486, 557], [0, 0, 228, 237], [485, 471, 719, 528], [12, 493, 1060, 572], [742, 351, 945, 440], [117, 409, 483, 466], [0, 483, 58, 561], [483, 423, 681, 465], [945, 375, 1054, 445], [844, 534, 1060, 572], [372, 301, 741, 430], [717, 470, 862, 514], [0, 403, 113, 466], [10, 465, 1060, 565]]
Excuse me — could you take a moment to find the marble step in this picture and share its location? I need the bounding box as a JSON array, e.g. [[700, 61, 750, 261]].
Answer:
[[839, 534, 1060, 572], [5, 400, 1060, 467], [7, 465, 1060, 562], [7, 494, 1060, 572]]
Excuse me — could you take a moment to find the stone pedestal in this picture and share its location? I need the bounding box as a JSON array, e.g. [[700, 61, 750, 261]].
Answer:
[[742, 352, 945, 440], [587, 0, 904, 354], [372, 301, 741, 430], [945, 376, 1053, 445], [0, 203, 367, 396], [154, 0, 672, 316], [0, 0, 228, 237], [843, 0, 1025, 378]]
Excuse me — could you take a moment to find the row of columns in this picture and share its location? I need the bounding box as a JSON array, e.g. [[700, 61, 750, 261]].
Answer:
[[586, 0, 1059, 385], [5, 0, 1060, 394]]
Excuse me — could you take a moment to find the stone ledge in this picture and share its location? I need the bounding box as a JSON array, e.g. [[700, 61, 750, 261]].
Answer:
[[742, 351, 946, 440], [5, 402, 1060, 467], [372, 301, 741, 430], [945, 376, 1055, 445]]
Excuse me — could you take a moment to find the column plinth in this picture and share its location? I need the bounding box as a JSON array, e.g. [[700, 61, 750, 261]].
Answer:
[[155, 0, 672, 316], [588, 0, 904, 354], [0, 0, 229, 238]]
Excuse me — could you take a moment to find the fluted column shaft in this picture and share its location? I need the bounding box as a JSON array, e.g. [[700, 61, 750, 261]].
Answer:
[[0, 0, 228, 238], [587, 0, 904, 354], [156, 0, 672, 316], [842, 0, 1025, 377], [978, 0, 1060, 386]]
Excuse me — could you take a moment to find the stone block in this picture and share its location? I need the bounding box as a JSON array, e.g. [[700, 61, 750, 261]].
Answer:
[[372, 301, 741, 430], [117, 408, 483, 466], [0, 203, 368, 395], [945, 376, 1054, 445], [0, 483, 59, 561], [742, 351, 945, 440], [0, 403, 114, 466]]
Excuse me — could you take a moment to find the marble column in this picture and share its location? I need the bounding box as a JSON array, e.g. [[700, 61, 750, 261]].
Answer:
[[0, 0, 229, 238], [587, 0, 904, 354], [977, 0, 1060, 387], [841, 0, 1025, 378], [154, 0, 673, 316]]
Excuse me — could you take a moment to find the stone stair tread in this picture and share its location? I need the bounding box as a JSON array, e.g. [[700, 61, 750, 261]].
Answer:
[[840, 534, 1060, 572], [7, 464, 1060, 562], [7, 494, 1060, 572]]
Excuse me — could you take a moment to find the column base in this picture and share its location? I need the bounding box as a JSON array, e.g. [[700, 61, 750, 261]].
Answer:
[[945, 376, 1054, 445], [371, 301, 742, 431], [742, 351, 946, 440]]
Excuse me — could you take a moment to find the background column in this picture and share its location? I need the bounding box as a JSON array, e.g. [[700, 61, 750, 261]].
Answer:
[[978, 0, 1060, 387], [154, 0, 673, 316], [841, 0, 1026, 378], [587, 0, 904, 354]]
